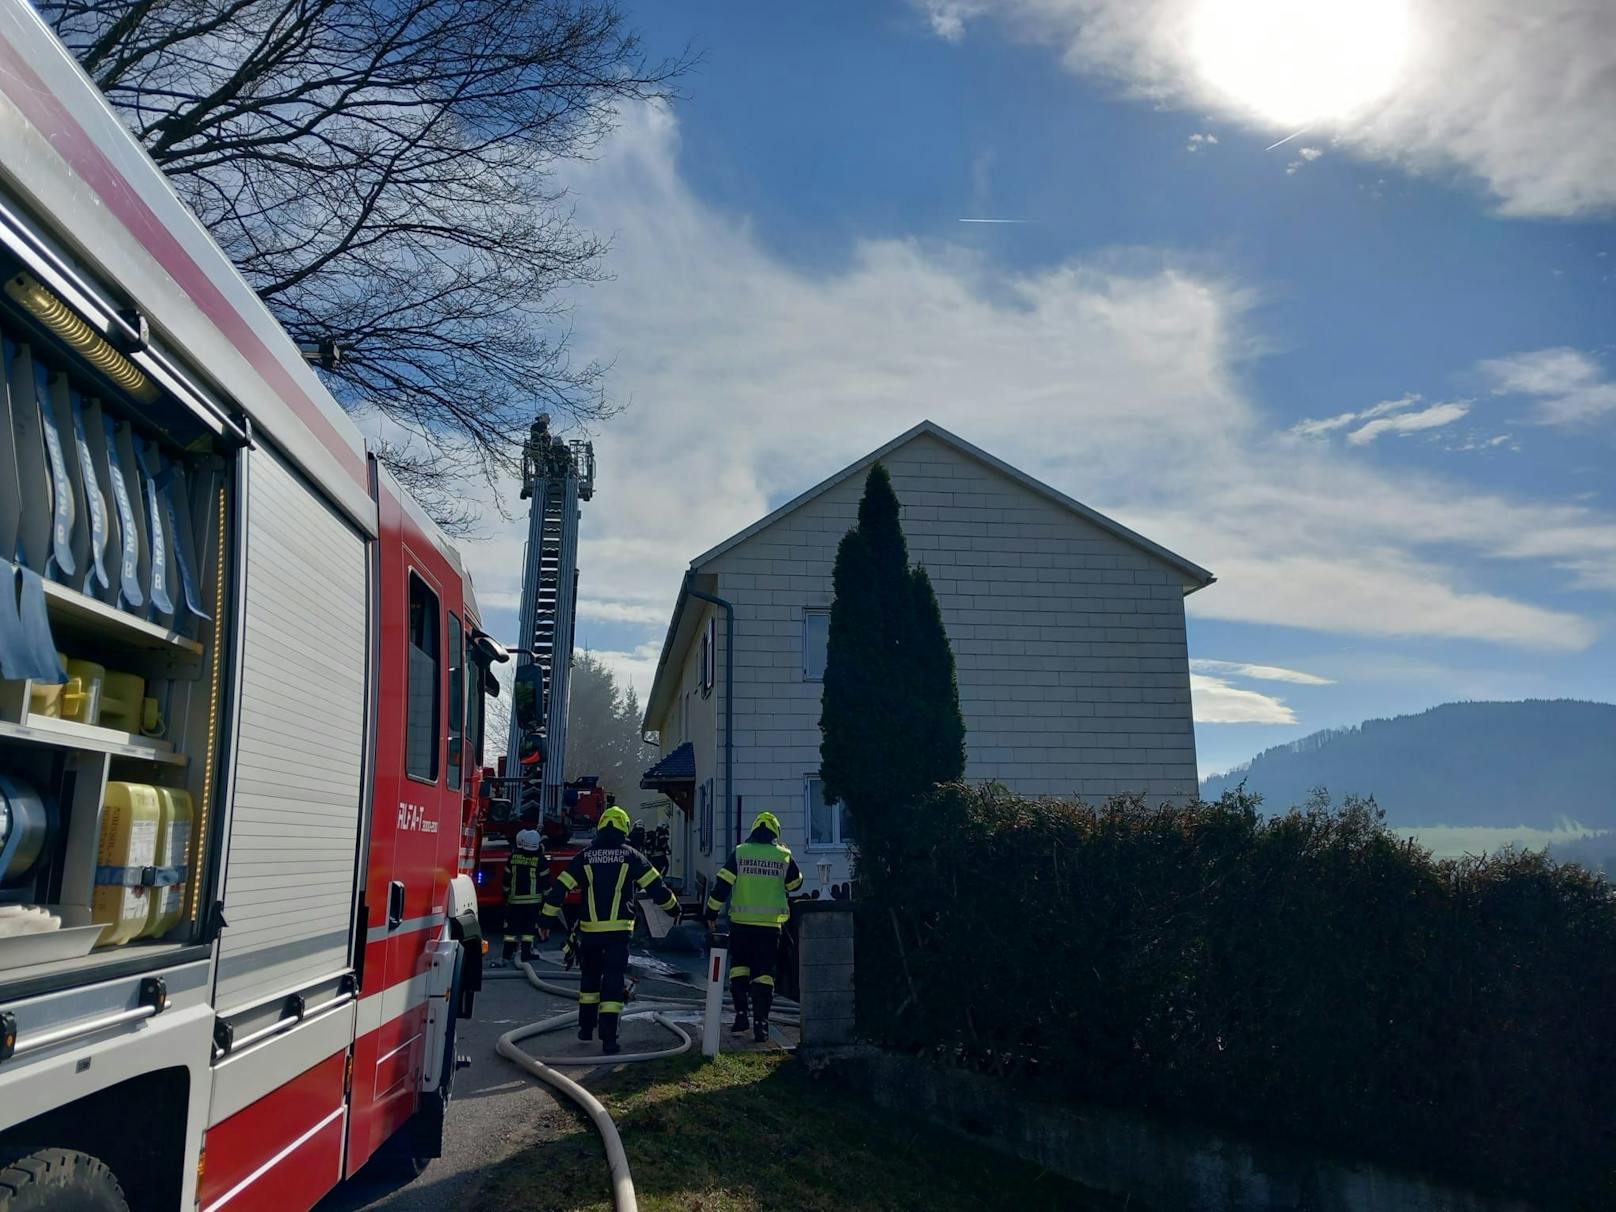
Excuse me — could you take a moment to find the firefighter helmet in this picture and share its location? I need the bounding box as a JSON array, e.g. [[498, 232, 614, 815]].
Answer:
[[599, 805, 631, 834]]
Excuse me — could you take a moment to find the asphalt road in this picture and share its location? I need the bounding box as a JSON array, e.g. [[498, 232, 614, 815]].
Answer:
[[317, 941, 714, 1212]]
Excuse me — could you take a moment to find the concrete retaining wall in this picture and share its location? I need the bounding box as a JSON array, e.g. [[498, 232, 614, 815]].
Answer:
[[802, 1045, 1540, 1212]]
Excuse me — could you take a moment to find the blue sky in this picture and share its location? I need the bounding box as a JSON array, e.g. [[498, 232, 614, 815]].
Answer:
[[464, 0, 1615, 779]]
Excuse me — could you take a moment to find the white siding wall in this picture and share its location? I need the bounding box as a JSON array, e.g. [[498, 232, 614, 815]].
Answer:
[[645, 603, 720, 888], [702, 431, 1199, 889]]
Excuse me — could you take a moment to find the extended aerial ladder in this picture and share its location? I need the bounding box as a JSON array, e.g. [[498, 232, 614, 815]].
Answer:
[[506, 414, 595, 819]]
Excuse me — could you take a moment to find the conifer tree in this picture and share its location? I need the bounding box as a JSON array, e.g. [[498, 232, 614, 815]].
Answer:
[[820, 463, 966, 862]]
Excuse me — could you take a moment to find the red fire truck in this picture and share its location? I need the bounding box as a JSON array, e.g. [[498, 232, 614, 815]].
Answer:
[[0, 3, 492, 1207]]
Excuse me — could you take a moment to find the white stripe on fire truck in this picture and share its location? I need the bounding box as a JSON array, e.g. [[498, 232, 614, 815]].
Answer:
[[364, 912, 444, 945], [354, 971, 432, 1038], [209, 1002, 357, 1127], [203, 1105, 345, 1212]]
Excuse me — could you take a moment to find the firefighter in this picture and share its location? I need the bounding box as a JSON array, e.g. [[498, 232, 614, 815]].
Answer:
[[518, 730, 544, 768], [500, 824, 548, 966], [705, 810, 804, 1043], [539, 805, 679, 1055]]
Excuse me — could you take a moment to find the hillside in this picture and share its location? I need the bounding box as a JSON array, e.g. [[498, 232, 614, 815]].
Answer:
[[1201, 700, 1616, 830]]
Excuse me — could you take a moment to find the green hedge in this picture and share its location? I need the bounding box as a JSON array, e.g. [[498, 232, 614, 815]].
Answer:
[[853, 785, 1616, 1205]]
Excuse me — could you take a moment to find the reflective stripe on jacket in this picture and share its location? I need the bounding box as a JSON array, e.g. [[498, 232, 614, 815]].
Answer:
[[504, 849, 547, 904], [542, 835, 678, 933], [706, 839, 803, 927]]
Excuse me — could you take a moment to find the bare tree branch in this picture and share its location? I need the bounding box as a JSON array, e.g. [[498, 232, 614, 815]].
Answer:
[[42, 0, 693, 525]]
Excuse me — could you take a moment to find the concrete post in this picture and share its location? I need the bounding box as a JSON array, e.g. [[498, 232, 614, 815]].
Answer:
[[794, 901, 855, 1046]]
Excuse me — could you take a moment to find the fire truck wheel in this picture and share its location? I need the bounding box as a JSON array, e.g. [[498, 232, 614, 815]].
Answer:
[[0, 1148, 129, 1212]]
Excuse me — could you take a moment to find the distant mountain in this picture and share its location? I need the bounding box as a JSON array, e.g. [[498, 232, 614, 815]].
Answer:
[[1201, 700, 1616, 831]]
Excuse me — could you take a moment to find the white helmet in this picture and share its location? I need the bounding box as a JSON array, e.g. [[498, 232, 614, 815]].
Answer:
[[514, 828, 544, 851]]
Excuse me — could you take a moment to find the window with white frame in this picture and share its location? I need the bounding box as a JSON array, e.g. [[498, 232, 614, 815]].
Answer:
[[699, 616, 716, 696], [805, 774, 853, 848], [698, 779, 713, 855], [802, 609, 830, 681]]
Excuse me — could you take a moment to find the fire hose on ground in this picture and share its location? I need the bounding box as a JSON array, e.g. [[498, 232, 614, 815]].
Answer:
[[495, 961, 690, 1212], [517, 948, 802, 1022], [494, 946, 803, 1212]]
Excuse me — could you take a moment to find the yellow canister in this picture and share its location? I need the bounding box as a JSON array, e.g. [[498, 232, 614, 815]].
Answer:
[[141, 787, 194, 940], [27, 652, 68, 718], [99, 670, 145, 733], [92, 781, 160, 946]]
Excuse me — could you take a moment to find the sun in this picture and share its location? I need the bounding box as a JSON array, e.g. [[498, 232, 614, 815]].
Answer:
[[1188, 0, 1411, 130]]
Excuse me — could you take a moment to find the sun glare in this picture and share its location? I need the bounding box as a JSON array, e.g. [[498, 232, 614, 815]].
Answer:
[[1189, 0, 1411, 130]]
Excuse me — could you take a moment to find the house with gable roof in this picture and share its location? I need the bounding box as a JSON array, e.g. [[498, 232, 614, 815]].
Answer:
[[638, 421, 1214, 896]]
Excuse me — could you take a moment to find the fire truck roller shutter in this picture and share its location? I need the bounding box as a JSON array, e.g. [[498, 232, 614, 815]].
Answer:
[[213, 443, 369, 1012]]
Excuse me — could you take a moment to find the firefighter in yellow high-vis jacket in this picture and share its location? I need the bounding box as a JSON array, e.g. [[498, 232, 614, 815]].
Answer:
[[705, 811, 804, 1043]]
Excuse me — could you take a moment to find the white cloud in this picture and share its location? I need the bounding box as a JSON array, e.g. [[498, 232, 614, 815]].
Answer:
[[577, 601, 672, 627], [912, 0, 1616, 217], [921, 0, 983, 41], [1397, 820, 1608, 860], [1180, 547, 1597, 650], [1186, 131, 1218, 151], [1289, 393, 1418, 438], [1360, 393, 1421, 420], [589, 643, 665, 701], [1189, 659, 1334, 685], [1190, 674, 1296, 723], [1447, 432, 1517, 454], [1290, 394, 1478, 448], [1284, 147, 1324, 176], [1287, 410, 1358, 438], [1346, 400, 1470, 444], [450, 104, 1616, 681], [1555, 556, 1616, 595], [1480, 348, 1616, 426]]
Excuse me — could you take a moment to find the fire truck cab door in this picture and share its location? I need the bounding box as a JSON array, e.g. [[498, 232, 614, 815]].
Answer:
[[348, 475, 464, 1172]]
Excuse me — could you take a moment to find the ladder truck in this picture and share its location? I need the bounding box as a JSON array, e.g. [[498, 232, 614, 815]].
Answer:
[[474, 417, 604, 924], [509, 414, 594, 819]]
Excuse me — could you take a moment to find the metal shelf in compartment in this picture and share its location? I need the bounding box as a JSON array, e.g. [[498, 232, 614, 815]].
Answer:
[[0, 714, 187, 766], [38, 577, 204, 658], [0, 907, 104, 970]]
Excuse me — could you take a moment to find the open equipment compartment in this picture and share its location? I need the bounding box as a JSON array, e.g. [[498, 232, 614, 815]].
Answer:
[[0, 264, 236, 982]]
